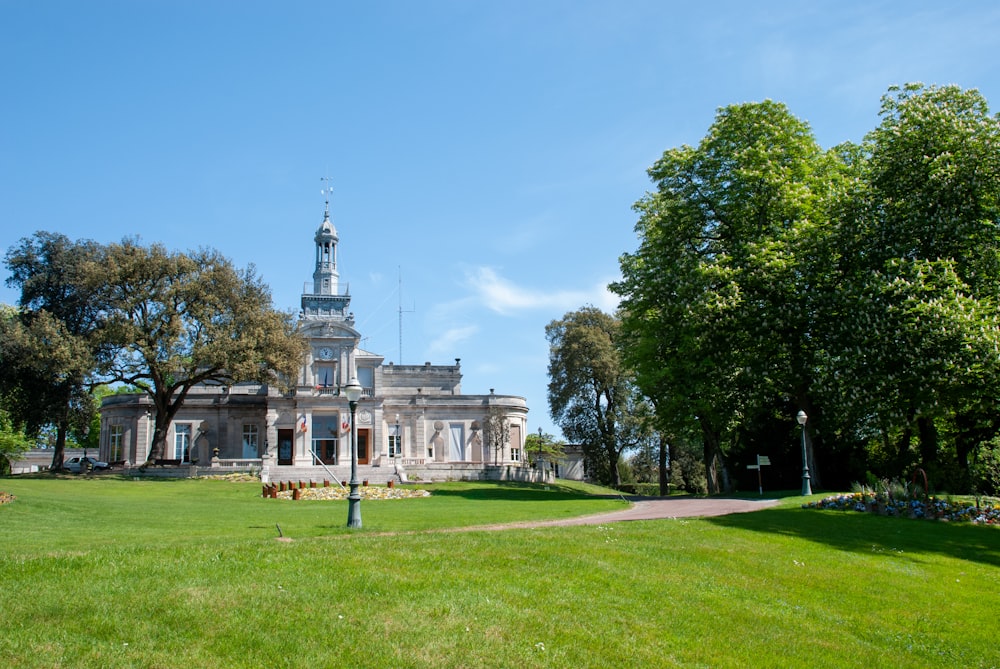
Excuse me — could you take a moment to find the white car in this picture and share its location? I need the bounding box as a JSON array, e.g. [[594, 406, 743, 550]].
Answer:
[[64, 456, 110, 473]]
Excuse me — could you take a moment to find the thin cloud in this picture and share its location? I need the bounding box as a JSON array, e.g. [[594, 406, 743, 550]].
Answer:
[[465, 266, 619, 315], [426, 324, 479, 357]]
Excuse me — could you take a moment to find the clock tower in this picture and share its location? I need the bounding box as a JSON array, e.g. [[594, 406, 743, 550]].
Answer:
[[295, 188, 366, 396], [301, 196, 352, 321]]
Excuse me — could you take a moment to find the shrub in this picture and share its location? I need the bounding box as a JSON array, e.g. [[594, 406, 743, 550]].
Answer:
[[972, 436, 1000, 496]]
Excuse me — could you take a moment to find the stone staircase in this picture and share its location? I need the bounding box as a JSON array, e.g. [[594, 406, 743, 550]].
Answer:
[[263, 464, 402, 486]]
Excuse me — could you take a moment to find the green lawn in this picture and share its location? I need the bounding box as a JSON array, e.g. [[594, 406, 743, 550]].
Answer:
[[1, 476, 998, 668]]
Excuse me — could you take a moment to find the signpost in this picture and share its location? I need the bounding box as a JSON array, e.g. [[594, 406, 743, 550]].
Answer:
[[746, 455, 771, 495]]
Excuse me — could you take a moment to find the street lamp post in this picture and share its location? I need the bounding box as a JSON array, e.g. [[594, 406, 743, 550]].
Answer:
[[797, 410, 812, 496], [537, 427, 543, 483], [344, 376, 364, 528]]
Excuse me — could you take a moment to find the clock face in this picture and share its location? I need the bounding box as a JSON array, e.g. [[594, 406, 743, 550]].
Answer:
[[318, 346, 334, 360]]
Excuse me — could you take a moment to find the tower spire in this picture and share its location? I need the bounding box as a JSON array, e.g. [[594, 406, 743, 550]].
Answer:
[[320, 176, 334, 219]]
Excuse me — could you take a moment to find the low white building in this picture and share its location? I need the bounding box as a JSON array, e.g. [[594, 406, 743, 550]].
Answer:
[[98, 202, 532, 484]]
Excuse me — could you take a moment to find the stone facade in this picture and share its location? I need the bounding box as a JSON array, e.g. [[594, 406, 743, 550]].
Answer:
[[98, 203, 531, 483]]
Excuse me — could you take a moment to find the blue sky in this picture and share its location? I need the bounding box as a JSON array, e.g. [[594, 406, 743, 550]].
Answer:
[[2, 1, 999, 440]]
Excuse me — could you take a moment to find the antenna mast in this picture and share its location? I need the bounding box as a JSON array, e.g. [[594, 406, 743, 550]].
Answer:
[[398, 266, 415, 364]]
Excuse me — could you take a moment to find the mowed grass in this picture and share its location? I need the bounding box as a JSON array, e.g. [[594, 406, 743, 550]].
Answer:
[[1, 477, 998, 668]]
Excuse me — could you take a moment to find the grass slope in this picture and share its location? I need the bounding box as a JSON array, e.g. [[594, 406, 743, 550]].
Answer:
[[1, 477, 997, 668]]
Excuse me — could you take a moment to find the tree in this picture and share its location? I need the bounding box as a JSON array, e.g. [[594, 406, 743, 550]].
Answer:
[[546, 307, 646, 488], [1, 233, 106, 469], [621, 425, 672, 495], [0, 408, 32, 475], [667, 435, 708, 494], [614, 85, 1000, 493], [524, 429, 566, 474], [817, 84, 1000, 485], [614, 101, 835, 492], [87, 239, 307, 463], [483, 404, 510, 466], [626, 435, 659, 484]]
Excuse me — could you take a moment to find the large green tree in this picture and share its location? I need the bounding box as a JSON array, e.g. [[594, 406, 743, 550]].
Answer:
[[613, 101, 835, 492], [546, 307, 647, 488], [1, 233, 106, 469], [614, 85, 1000, 493], [88, 239, 307, 463], [817, 84, 1000, 484]]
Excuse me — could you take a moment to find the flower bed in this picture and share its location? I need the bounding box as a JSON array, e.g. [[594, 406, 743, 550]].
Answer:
[[275, 486, 431, 501], [803, 491, 1000, 525], [199, 472, 261, 482]]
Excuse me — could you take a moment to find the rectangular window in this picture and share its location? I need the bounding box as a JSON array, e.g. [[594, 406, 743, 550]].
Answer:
[[316, 365, 336, 389], [511, 448, 521, 463], [109, 425, 124, 462], [449, 424, 465, 461], [242, 424, 259, 459], [388, 424, 401, 458], [174, 424, 192, 462], [358, 366, 374, 396]]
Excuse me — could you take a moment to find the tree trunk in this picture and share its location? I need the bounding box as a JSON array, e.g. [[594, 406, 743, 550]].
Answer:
[[658, 434, 669, 496], [700, 418, 722, 494], [894, 407, 917, 470], [50, 420, 68, 471], [146, 387, 192, 463], [608, 443, 622, 489], [49, 404, 70, 470], [148, 401, 180, 463], [148, 422, 169, 463], [917, 415, 938, 465], [721, 458, 733, 492]]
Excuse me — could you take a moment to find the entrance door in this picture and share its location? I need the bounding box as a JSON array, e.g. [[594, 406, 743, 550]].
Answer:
[[314, 439, 337, 465], [310, 414, 340, 465], [277, 429, 293, 466], [357, 429, 370, 465]]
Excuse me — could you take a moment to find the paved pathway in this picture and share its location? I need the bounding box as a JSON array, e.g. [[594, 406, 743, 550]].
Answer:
[[529, 496, 780, 526], [539, 497, 778, 525]]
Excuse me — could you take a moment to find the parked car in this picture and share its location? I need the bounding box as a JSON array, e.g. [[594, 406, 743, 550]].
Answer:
[[64, 456, 110, 473]]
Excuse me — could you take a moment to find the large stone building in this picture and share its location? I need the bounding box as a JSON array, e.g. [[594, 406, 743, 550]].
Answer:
[[98, 203, 531, 483]]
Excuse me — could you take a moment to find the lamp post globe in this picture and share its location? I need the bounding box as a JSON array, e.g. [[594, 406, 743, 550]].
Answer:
[[797, 410, 812, 496], [344, 376, 364, 528]]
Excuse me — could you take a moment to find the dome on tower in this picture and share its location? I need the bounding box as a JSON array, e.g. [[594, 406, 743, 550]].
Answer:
[[315, 214, 338, 242]]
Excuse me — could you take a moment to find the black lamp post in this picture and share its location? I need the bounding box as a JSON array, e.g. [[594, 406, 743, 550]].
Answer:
[[797, 410, 812, 496], [344, 376, 363, 528]]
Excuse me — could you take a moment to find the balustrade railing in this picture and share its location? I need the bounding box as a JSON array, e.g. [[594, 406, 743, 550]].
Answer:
[[214, 458, 262, 468]]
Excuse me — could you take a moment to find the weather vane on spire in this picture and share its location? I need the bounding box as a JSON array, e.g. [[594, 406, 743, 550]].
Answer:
[[320, 176, 335, 217]]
